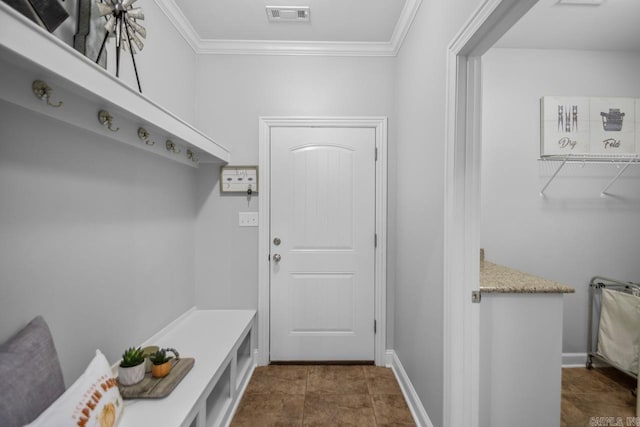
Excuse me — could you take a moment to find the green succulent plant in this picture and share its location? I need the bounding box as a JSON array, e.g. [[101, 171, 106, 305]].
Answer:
[[120, 346, 145, 368], [148, 348, 178, 365]]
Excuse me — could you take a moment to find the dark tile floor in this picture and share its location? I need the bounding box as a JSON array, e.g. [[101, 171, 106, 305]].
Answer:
[[233, 365, 637, 426], [562, 367, 637, 427], [230, 365, 416, 426]]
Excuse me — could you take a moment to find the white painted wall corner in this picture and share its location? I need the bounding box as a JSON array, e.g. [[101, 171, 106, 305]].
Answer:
[[386, 350, 434, 427]]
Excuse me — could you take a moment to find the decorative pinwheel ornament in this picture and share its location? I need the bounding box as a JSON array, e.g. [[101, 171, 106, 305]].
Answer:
[[95, 0, 146, 93]]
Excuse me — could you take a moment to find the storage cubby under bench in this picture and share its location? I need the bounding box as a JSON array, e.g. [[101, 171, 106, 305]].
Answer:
[[118, 309, 256, 427]]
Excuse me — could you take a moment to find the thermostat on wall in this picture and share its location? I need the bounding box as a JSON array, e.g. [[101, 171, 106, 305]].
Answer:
[[220, 166, 258, 193]]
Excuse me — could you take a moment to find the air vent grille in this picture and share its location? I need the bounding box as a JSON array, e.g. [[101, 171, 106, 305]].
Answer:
[[557, 0, 604, 5], [266, 6, 310, 22]]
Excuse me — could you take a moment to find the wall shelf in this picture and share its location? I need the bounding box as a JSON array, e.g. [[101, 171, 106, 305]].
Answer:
[[0, 2, 230, 167], [539, 155, 639, 197]]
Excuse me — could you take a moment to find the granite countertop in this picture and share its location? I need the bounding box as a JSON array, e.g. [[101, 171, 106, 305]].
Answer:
[[480, 260, 575, 294]]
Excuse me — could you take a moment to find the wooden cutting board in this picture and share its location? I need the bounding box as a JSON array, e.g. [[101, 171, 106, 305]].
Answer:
[[119, 358, 195, 399]]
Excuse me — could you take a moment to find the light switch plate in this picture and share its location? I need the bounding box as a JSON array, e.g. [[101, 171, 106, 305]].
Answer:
[[239, 212, 259, 227]]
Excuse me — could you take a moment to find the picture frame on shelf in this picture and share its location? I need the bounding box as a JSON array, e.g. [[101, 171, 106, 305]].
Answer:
[[636, 99, 640, 155], [540, 96, 590, 157], [1, 0, 42, 27], [1, 0, 67, 32], [73, 0, 107, 68], [28, 0, 68, 31], [589, 97, 635, 156], [541, 96, 639, 158]]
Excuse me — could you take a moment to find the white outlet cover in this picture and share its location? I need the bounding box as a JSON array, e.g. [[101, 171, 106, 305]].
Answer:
[[239, 212, 259, 227]]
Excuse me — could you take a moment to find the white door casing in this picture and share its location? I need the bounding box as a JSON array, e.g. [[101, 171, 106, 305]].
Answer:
[[269, 127, 375, 361], [258, 117, 387, 366], [443, 1, 538, 426]]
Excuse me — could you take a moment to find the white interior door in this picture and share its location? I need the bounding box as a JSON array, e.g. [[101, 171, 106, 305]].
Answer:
[[269, 126, 376, 361]]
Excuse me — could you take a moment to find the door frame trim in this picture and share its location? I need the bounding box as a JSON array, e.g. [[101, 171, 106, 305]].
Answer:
[[258, 116, 388, 366], [442, 1, 538, 425]]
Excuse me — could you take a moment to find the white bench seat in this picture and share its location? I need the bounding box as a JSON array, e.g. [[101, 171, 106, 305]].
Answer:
[[118, 309, 256, 427]]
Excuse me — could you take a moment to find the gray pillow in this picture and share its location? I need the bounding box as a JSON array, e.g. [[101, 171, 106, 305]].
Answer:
[[0, 316, 65, 427]]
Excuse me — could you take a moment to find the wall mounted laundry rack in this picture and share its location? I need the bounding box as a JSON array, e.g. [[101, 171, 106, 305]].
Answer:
[[539, 154, 640, 197]]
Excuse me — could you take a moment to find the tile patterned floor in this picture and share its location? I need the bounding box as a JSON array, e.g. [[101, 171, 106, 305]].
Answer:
[[233, 365, 637, 426], [562, 367, 637, 427], [230, 365, 416, 426]]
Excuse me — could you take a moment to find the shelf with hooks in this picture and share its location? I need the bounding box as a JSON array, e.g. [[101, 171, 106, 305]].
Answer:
[[0, 2, 230, 167], [539, 155, 640, 197]]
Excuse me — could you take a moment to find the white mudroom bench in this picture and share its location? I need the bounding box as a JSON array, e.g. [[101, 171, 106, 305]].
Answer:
[[118, 309, 256, 427]]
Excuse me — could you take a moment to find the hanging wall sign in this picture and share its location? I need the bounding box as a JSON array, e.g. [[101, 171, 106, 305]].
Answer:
[[220, 166, 258, 193], [541, 96, 639, 158], [636, 98, 639, 155]]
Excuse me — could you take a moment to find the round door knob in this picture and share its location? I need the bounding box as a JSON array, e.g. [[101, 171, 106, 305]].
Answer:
[[273, 254, 282, 262]]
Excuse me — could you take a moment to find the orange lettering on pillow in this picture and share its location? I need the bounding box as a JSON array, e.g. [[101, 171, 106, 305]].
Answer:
[[100, 378, 117, 391], [77, 416, 89, 427], [98, 403, 116, 427]]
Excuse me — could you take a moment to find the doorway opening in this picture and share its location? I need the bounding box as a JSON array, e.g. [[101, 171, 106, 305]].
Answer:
[[443, 1, 539, 425]]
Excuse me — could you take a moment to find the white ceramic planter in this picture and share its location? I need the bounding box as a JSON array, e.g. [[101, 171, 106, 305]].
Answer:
[[118, 363, 145, 386]]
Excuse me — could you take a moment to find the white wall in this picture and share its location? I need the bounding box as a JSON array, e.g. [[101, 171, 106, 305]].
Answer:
[[52, 0, 197, 122], [481, 48, 640, 354], [0, 102, 197, 384], [394, 0, 482, 425], [0, 0, 198, 384], [192, 55, 396, 341], [113, 0, 197, 122]]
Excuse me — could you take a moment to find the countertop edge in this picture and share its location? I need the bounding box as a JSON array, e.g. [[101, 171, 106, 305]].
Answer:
[[480, 286, 576, 294], [480, 261, 576, 294]]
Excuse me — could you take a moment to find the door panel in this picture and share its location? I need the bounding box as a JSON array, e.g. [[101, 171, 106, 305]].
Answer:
[[291, 273, 354, 333], [291, 146, 354, 250], [270, 127, 375, 361]]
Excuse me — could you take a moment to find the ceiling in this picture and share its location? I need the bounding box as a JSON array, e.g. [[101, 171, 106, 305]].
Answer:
[[496, 0, 640, 52], [157, 0, 640, 56], [179, 0, 404, 42], [156, 0, 418, 55]]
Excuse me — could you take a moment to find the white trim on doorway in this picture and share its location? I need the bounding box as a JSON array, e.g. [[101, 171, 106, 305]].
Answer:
[[442, 1, 539, 426], [257, 116, 388, 366]]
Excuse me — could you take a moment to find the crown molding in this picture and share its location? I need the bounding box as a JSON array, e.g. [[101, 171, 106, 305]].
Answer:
[[389, 0, 422, 55], [152, 0, 200, 52], [154, 0, 422, 56], [194, 39, 397, 56]]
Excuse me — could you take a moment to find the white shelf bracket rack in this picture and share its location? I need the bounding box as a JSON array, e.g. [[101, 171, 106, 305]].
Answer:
[[539, 155, 639, 197], [539, 157, 568, 197], [600, 157, 638, 197]]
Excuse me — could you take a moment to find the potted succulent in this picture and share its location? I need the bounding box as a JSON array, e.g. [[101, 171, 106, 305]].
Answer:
[[149, 348, 179, 378], [118, 346, 146, 386]]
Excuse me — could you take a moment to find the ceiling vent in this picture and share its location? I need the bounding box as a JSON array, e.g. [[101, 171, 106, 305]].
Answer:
[[266, 6, 310, 22], [557, 0, 604, 5]]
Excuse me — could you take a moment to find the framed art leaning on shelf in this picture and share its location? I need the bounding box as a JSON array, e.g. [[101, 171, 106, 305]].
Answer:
[[541, 96, 639, 159]]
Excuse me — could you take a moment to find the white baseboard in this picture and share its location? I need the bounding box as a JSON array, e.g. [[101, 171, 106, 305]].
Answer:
[[385, 350, 434, 427], [562, 353, 588, 368]]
